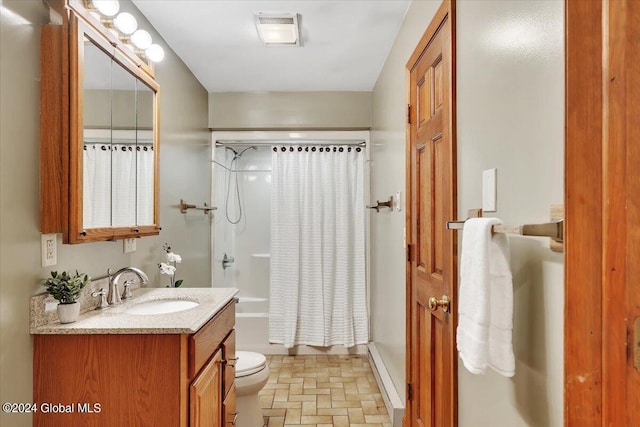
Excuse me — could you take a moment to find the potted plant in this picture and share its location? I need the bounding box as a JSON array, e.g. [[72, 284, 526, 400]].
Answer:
[[44, 270, 91, 324]]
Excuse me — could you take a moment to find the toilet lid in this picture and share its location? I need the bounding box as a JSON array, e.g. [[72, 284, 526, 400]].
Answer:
[[235, 351, 267, 377]]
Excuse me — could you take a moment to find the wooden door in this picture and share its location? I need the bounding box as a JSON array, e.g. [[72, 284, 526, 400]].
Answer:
[[405, 1, 456, 426], [190, 350, 223, 427]]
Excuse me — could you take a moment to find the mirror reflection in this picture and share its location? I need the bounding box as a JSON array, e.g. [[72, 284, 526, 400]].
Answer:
[[82, 36, 156, 229], [136, 81, 154, 226], [82, 37, 112, 228], [110, 57, 137, 227]]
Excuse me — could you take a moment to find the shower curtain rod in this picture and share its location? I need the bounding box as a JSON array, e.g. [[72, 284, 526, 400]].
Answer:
[[215, 140, 366, 147], [84, 140, 153, 146]]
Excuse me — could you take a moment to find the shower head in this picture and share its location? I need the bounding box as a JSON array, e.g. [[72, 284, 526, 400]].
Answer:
[[225, 146, 239, 156], [237, 146, 257, 158]]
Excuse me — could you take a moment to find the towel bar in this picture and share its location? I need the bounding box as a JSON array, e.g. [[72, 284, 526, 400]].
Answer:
[[367, 196, 394, 212], [179, 199, 216, 214], [446, 219, 564, 243]]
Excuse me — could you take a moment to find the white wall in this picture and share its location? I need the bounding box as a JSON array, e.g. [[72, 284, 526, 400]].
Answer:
[[370, 0, 442, 401], [209, 91, 372, 129], [370, 1, 564, 425], [0, 2, 209, 426], [456, 1, 564, 425]]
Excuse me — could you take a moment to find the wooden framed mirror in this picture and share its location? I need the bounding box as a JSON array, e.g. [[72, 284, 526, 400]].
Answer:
[[40, 1, 160, 244]]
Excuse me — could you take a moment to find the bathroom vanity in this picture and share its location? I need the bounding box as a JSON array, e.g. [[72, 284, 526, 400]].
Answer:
[[31, 288, 238, 427]]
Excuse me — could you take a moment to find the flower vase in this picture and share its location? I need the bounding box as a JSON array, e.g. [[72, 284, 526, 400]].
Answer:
[[57, 302, 80, 324]]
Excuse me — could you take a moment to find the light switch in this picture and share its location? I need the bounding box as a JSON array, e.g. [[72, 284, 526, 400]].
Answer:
[[482, 168, 497, 212]]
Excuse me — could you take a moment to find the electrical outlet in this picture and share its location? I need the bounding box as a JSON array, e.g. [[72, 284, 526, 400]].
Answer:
[[123, 238, 136, 253], [41, 234, 57, 267]]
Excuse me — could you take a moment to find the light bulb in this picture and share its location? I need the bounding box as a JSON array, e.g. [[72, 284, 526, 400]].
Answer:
[[131, 30, 152, 50], [92, 0, 119, 17], [113, 12, 137, 35], [145, 44, 165, 62]]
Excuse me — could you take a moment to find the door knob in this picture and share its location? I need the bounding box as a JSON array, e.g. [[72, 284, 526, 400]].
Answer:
[[428, 295, 450, 312]]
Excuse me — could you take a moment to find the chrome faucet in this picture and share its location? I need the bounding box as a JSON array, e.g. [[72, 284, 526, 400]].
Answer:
[[107, 267, 149, 305]]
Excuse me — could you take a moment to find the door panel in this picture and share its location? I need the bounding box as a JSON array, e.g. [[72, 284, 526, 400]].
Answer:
[[406, 1, 456, 426]]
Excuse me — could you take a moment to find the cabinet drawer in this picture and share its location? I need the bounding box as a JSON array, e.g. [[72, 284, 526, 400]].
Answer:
[[189, 301, 235, 378], [223, 384, 237, 426], [222, 329, 236, 397]]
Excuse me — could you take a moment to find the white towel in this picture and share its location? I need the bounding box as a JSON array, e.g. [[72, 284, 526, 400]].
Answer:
[[457, 218, 515, 377]]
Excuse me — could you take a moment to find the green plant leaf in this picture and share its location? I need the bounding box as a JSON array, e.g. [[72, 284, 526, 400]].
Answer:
[[174, 279, 183, 288], [43, 270, 90, 303]]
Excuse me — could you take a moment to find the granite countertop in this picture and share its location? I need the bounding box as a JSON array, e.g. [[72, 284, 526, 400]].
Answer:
[[31, 287, 239, 335]]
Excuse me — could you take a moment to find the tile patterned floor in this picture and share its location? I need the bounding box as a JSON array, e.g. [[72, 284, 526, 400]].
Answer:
[[259, 354, 392, 427]]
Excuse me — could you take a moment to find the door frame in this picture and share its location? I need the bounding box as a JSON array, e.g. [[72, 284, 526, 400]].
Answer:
[[565, 0, 637, 425], [405, 0, 457, 425]]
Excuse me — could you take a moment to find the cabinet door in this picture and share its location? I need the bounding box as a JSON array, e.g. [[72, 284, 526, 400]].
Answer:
[[223, 384, 237, 426], [222, 329, 236, 397], [190, 350, 223, 427]]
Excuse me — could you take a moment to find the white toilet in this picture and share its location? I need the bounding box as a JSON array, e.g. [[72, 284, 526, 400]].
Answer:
[[235, 351, 270, 427]]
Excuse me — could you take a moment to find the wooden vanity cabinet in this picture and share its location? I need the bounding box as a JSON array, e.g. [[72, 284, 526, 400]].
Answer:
[[33, 301, 235, 427]]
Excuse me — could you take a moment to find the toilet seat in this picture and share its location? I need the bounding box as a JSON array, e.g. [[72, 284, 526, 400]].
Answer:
[[235, 351, 267, 377]]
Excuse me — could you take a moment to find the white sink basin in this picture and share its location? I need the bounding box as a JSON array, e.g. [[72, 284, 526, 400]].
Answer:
[[125, 299, 199, 315]]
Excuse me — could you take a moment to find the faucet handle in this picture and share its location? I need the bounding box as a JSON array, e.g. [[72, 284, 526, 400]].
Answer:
[[121, 280, 134, 300], [91, 288, 109, 310]]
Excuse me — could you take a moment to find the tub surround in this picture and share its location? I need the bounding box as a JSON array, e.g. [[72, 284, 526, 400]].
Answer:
[[31, 286, 238, 334]]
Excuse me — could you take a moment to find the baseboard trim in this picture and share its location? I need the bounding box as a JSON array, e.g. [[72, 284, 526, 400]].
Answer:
[[368, 343, 405, 427]]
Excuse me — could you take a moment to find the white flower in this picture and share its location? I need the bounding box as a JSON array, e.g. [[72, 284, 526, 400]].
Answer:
[[167, 252, 182, 263], [158, 263, 176, 275]]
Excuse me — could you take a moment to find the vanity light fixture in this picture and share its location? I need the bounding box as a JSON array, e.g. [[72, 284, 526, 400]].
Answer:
[[145, 44, 165, 62], [89, 0, 119, 17], [113, 12, 137, 35], [131, 29, 152, 50], [83, 0, 164, 63], [254, 13, 301, 46]]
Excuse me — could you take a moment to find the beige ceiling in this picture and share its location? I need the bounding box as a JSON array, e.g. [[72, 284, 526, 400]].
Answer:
[[131, 0, 411, 92]]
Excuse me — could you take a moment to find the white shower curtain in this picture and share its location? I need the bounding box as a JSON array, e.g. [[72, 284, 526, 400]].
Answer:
[[136, 146, 155, 225], [269, 145, 368, 348], [83, 145, 112, 228], [112, 145, 136, 227], [83, 144, 154, 228]]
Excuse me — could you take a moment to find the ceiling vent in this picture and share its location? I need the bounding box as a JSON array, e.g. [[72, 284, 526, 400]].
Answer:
[[254, 13, 300, 46]]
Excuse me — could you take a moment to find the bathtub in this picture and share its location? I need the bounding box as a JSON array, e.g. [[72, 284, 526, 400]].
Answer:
[[234, 298, 366, 355]]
